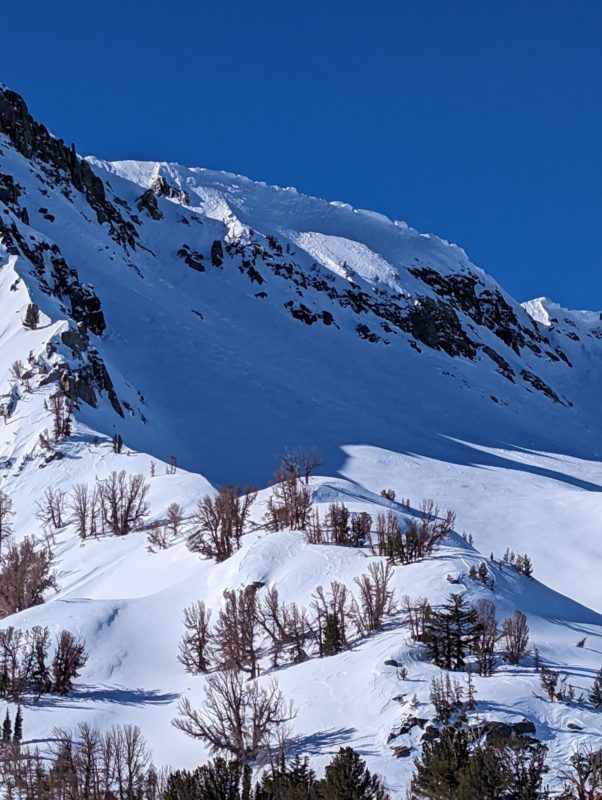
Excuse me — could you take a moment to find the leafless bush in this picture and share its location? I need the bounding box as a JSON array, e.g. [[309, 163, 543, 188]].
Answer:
[[97, 471, 150, 535], [48, 390, 72, 441], [374, 502, 455, 564], [326, 502, 350, 545], [178, 601, 212, 674], [304, 508, 325, 544], [265, 460, 312, 531], [503, 609, 530, 665], [147, 522, 170, 552], [215, 586, 260, 678], [36, 486, 67, 529], [311, 581, 352, 657], [166, 503, 184, 538], [69, 483, 100, 539], [0, 489, 15, 555], [474, 598, 498, 676], [281, 447, 322, 484], [51, 630, 88, 694], [380, 489, 396, 501], [188, 486, 256, 561], [174, 670, 295, 766], [401, 595, 431, 641], [10, 360, 24, 380], [0, 537, 57, 617], [352, 562, 396, 635]]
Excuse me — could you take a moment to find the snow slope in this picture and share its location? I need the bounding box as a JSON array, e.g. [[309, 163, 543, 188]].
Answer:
[[1, 85, 602, 794]]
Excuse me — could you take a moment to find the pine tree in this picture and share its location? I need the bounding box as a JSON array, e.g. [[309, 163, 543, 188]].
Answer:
[[321, 747, 389, 800], [2, 709, 11, 743], [13, 705, 22, 745], [322, 613, 345, 657], [590, 667, 602, 707], [424, 594, 481, 671]]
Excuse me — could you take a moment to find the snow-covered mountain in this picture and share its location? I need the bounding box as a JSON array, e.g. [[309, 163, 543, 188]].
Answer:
[[1, 85, 602, 794]]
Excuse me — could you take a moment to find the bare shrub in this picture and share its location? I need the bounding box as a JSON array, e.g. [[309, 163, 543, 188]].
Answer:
[[48, 390, 72, 440], [401, 595, 431, 641], [178, 601, 212, 674], [188, 486, 256, 561], [215, 586, 260, 678], [281, 447, 322, 484], [97, 471, 150, 535], [174, 670, 295, 766], [0, 489, 15, 555], [352, 562, 395, 635], [265, 460, 312, 532], [311, 581, 352, 657], [326, 503, 350, 545], [380, 489, 396, 501], [51, 630, 88, 694], [304, 508, 325, 544], [0, 537, 57, 617], [69, 483, 100, 539], [166, 503, 184, 538], [36, 486, 67, 529], [503, 609, 529, 665], [474, 598, 498, 676]]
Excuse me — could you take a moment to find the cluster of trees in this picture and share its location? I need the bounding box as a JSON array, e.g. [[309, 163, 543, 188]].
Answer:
[[402, 593, 530, 677], [187, 486, 257, 561], [31, 470, 151, 539], [165, 748, 389, 800], [0, 722, 162, 800], [179, 564, 396, 678], [409, 725, 602, 800], [0, 625, 87, 699], [502, 548, 534, 577], [373, 502, 455, 565]]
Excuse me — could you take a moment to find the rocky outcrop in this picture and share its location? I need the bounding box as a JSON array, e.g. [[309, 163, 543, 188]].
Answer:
[[0, 87, 138, 249]]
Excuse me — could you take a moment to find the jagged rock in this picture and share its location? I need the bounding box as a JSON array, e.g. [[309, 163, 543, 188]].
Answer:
[[150, 174, 189, 205], [481, 344, 515, 382], [136, 188, 163, 220], [0, 172, 21, 204], [0, 87, 138, 249], [177, 245, 205, 272], [384, 659, 401, 667], [61, 328, 89, 358], [391, 745, 412, 758], [211, 239, 224, 267], [405, 297, 477, 359], [520, 369, 564, 404]]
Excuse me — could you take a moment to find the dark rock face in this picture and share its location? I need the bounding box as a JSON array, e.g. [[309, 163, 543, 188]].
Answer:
[[0, 87, 138, 249], [50, 256, 106, 336], [404, 297, 477, 359], [520, 369, 567, 405], [136, 188, 163, 220], [177, 244, 205, 272], [409, 266, 545, 355], [150, 174, 189, 205], [211, 239, 224, 267]]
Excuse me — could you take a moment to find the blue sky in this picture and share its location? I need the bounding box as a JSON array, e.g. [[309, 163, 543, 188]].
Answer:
[[2, 0, 602, 308]]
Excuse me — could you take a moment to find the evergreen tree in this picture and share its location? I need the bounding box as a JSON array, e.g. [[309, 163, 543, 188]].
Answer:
[[321, 747, 389, 800], [13, 705, 22, 745], [590, 667, 602, 707], [322, 613, 345, 657], [258, 756, 319, 800], [2, 709, 11, 743], [424, 594, 481, 670]]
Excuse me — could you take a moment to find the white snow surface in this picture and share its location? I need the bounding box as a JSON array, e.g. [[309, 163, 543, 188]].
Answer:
[[0, 115, 601, 794]]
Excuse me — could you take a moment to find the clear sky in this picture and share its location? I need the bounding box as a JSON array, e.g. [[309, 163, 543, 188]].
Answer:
[[2, 0, 602, 308]]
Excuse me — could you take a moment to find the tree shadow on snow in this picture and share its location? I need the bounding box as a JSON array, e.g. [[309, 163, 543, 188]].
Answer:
[[287, 727, 356, 757], [32, 685, 178, 709]]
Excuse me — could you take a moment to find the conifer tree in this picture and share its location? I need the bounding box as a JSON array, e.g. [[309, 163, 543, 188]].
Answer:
[[590, 667, 602, 708], [13, 705, 22, 745], [322, 613, 345, 657], [321, 747, 389, 800], [424, 594, 481, 670], [2, 709, 11, 743], [23, 303, 40, 330]]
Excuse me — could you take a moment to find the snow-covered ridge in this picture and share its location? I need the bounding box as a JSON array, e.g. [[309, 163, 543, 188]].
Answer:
[[2, 85, 602, 795]]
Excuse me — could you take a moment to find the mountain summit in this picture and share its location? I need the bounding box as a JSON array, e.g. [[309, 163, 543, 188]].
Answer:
[[1, 86, 602, 795]]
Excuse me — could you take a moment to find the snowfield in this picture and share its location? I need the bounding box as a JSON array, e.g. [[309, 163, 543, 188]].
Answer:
[[1, 85, 602, 794]]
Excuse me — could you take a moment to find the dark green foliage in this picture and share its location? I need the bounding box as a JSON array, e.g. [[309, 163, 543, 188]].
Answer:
[[112, 433, 123, 453], [590, 667, 602, 707], [164, 758, 244, 800], [410, 727, 547, 800], [13, 705, 22, 744], [423, 594, 481, 671], [320, 747, 389, 800], [2, 709, 11, 743], [257, 756, 319, 800], [322, 613, 345, 657]]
